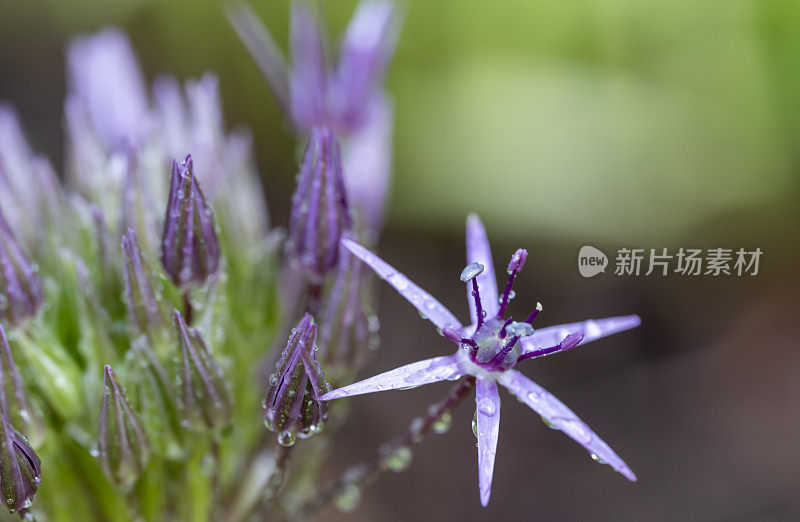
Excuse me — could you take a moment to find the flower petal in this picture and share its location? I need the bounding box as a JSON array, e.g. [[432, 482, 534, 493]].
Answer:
[[227, 2, 291, 116], [465, 213, 499, 322], [475, 378, 501, 507], [289, 1, 328, 131], [342, 238, 463, 332], [331, 0, 398, 128], [499, 370, 636, 481], [320, 355, 462, 400], [518, 315, 640, 358]]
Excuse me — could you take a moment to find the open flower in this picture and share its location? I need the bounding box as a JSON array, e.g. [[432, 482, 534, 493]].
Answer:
[[321, 214, 640, 506]]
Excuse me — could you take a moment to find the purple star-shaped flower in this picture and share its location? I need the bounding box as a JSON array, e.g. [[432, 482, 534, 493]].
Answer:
[[320, 214, 639, 506]]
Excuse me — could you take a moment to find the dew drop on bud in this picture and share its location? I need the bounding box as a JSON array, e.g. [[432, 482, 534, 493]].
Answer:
[[277, 431, 296, 447]]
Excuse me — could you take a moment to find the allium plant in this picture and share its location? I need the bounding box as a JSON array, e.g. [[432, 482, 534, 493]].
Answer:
[[0, 1, 641, 520]]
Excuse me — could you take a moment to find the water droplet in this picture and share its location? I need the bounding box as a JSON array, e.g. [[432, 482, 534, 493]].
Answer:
[[477, 397, 496, 416], [277, 431, 296, 447], [383, 446, 413, 472], [334, 484, 362, 513], [591, 453, 608, 465], [432, 412, 452, 434], [471, 411, 478, 437], [498, 290, 516, 304], [388, 273, 408, 291]]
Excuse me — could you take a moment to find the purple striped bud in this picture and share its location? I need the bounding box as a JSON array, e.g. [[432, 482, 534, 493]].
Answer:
[[97, 365, 150, 490], [0, 208, 43, 326], [317, 240, 377, 369], [174, 310, 231, 431], [0, 413, 40, 514], [0, 326, 42, 447], [160, 155, 220, 290], [264, 314, 331, 445], [286, 127, 352, 281], [122, 229, 167, 340]]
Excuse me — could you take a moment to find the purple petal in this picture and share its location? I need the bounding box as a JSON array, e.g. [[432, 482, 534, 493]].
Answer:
[[331, 0, 398, 129], [341, 95, 393, 234], [518, 315, 640, 358], [475, 378, 500, 507], [289, 2, 328, 131], [342, 238, 463, 332], [499, 370, 636, 481], [320, 355, 462, 400], [465, 214, 499, 323], [227, 2, 291, 116], [67, 28, 150, 149]]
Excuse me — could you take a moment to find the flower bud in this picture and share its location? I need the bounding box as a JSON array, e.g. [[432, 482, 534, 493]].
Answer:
[[264, 314, 331, 443], [0, 414, 40, 514], [97, 365, 150, 490], [317, 241, 377, 370], [285, 127, 352, 281], [122, 229, 167, 340], [173, 310, 231, 431], [0, 208, 43, 326], [161, 155, 220, 290], [0, 326, 42, 447]]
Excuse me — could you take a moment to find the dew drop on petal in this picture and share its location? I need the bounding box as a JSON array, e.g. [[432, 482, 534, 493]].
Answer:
[[477, 397, 497, 416]]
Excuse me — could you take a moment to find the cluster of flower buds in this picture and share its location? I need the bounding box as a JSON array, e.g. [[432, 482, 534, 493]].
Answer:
[[285, 127, 352, 281], [264, 314, 331, 446], [161, 155, 221, 290]]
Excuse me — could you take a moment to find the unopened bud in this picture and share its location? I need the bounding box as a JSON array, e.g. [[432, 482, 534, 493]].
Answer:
[[161, 155, 220, 290], [97, 365, 150, 490], [0, 414, 40, 514], [122, 229, 167, 340], [285, 127, 352, 281], [317, 241, 376, 369], [264, 314, 331, 442], [0, 326, 42, 447], [174, 310, 231, 431], [0, 208, 42, 326]]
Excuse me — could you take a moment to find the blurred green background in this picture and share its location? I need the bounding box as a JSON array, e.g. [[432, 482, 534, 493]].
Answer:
[[1, 0, 800, 521]]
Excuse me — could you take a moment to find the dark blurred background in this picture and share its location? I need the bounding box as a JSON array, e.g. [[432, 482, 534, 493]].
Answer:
[[2, 0, 800, 520]]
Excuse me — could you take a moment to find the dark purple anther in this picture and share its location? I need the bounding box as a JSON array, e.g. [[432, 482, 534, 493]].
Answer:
[[498, 248, 527, 317], [0, 208, 43, 327], [174, 310, 231, 431], [517, 332, 585, 363], [264, 313, 332, 445], [0, 412, 40, 514], [97, 365, 150, 490], [160, 155, 220, 290], [285, 127, 352, 282]]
